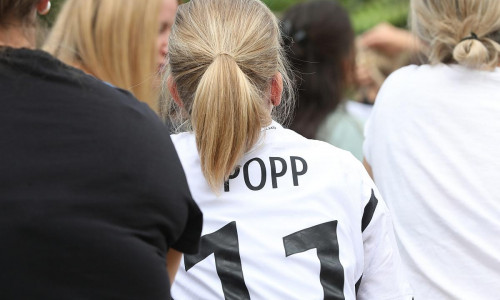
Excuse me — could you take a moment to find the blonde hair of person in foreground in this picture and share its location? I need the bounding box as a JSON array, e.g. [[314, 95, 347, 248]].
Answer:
[[164, 0, 294, 192], [44, 0, 175, 111]]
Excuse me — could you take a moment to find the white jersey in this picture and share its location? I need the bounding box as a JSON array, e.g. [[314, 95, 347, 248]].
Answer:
[[364, 64, 500, 299], [171, 121, 412, 300]]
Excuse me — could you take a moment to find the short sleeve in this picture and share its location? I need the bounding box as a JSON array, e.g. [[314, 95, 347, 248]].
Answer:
[[171, 197, 203, 254], [357, 171, 413, 299]]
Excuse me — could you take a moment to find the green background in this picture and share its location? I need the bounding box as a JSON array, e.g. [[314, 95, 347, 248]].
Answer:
[[41, 0, 409, 34]]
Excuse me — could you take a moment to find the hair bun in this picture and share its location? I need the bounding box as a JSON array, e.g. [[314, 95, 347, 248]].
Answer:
[[453, 37, 491, 68]]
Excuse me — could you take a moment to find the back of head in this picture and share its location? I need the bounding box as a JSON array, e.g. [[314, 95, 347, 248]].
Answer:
[[0, 0, 38, 27], [166, 0, 293, 192], [411, 0, 500, 70], [0, 0, 41, 47], [43, 0, 162, 109], [282, 0, 355, 139]]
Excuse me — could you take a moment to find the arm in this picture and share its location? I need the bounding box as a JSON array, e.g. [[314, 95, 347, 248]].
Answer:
[[363, 158, 373, 180], [359, 22, 426, 56], [166, 249, 183, 285]]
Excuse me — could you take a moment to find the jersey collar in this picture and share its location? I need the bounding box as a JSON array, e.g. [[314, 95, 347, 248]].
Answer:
[[261, 120, 282, 132]]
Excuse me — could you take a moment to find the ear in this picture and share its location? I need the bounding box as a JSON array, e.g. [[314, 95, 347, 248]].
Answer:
[[270, 72, 283, 107], [167, 76, 183, 107], [37, 0, 51, 15]]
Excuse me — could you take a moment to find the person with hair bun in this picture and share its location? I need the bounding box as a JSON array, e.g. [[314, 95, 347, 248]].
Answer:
[[0, 0, 202, 299], [363, 0, 500, 298], [166, 0, 412, 299]]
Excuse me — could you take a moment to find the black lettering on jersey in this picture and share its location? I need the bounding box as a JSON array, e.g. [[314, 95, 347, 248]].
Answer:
[[283, 221, 345, 300], [361, 190, 378, 232], [184, 222, 250, 300], [185, 221, 346, 299], [223, 156, 309, 192], [270, 157, 287, 189], [290, 156, 308, 186], [224, 167, 241, 192], [243, 158, 266, 191]]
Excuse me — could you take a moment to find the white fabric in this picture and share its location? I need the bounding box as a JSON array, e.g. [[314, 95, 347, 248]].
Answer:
[[364, 64, 500, 300], [171, 121, 412, 300], [346, 100, 373, 123]]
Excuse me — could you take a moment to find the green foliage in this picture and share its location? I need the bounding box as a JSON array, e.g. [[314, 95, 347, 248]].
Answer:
[[42, 0, 409, 34], [264, 0, 298, 12], [263, 0, 409, 34], [39, 0, 66, 27], [347, 0, 409, 33]]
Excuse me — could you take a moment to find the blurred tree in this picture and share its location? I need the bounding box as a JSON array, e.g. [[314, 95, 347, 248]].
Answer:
[[42, 0, 409, 34], [265, 0, 408, 34]]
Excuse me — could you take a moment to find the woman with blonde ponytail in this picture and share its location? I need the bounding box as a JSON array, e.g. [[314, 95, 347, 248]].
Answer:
[[364, 0, 500, 298], [166, 0, 412, 299]]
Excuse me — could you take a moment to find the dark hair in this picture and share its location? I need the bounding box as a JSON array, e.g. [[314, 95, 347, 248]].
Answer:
[[282, 0, 355, 139], [0, 0, 39, 27]]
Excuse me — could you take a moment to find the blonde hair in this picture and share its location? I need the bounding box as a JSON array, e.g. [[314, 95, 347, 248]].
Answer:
[[165, 0, 294, 191], [410, 0, 500, 70], [43, 0, 162, 110]]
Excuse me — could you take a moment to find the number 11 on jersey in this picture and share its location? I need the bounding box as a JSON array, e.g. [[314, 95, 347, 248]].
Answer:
[[184, 221, 345, 300]]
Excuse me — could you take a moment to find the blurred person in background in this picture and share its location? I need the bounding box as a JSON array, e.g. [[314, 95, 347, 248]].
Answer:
[[0, 0, 202, 298], [364, 0, 500, 298], [282, 0, 365, 161], [353, 22, 426, 121], [43, 0, 177, 113]]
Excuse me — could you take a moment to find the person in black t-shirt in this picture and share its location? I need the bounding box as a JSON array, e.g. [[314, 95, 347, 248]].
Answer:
[[0, 1, 202, 299]]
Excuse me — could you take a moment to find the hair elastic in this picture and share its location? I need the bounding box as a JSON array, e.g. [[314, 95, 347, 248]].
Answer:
[[460, 32, 479, 42], [215, 52, 234, 59]]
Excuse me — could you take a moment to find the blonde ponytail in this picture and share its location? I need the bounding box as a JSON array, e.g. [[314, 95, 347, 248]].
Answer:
[[192, 54, 266, 190], [166, 0, 294, 192], [411, 0, 500, 70]]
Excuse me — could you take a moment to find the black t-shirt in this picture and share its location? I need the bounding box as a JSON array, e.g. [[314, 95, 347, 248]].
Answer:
[[0, 48, 202, 299]]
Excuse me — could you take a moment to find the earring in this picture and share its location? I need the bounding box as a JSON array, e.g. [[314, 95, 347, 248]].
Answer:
[[38, 1, 51, 15]]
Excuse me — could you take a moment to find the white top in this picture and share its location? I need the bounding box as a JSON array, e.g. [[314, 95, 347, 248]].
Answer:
[[171, 121, 412, 300], [364, 64, 500, 300]]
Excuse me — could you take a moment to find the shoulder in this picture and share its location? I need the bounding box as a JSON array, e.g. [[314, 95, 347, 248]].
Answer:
[[387, 63, 436, 77], [275, 126, 362, 172], [382, 64, 430, 88], [382, 64, 453, 91], [370, 64, 437, 111], [1, 47, 162, 131], [171, 132, 197, 154], [170, 132, 201, 172], [279, 129, 373, 209], [172, 124, 363, 176]]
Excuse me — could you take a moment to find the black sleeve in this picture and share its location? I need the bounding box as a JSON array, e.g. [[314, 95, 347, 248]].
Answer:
[[171, 196, 203, 254]]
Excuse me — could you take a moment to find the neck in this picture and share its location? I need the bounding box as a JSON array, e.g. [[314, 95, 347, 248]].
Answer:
[[0, 25, 35, 49]]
